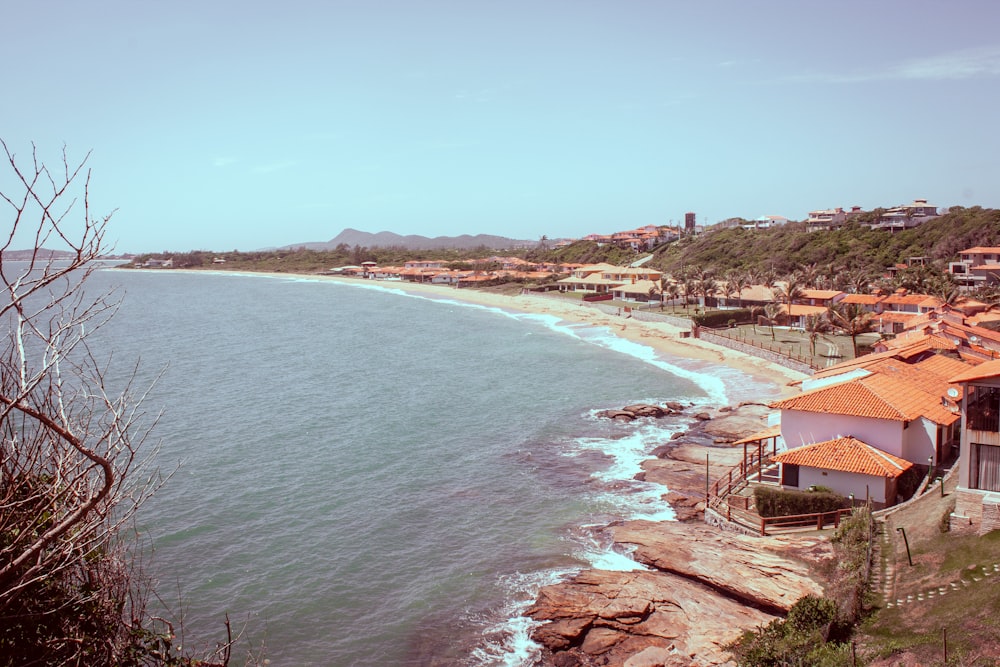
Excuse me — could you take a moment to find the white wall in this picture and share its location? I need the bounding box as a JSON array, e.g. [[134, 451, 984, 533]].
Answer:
[[901, 418, 938, 464], [792, 467, 888, 504], [781, 410, 903, 457]]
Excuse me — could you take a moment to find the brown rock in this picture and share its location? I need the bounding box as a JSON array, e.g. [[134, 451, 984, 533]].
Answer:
[[581, 627, 625, 654], [526, 568, 775, 666], [622, 404, 667, 418], [613, 520, 829, 613]]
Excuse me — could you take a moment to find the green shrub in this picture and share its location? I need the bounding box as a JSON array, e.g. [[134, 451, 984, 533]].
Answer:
[[693, 308, 752, 328], [727, 596, 851, 667], [754, 486, 848, 518]]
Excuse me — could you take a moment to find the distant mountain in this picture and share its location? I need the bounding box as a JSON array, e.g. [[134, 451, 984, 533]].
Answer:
[[283, 228, 536, 251], [1, 248, 77, 261]]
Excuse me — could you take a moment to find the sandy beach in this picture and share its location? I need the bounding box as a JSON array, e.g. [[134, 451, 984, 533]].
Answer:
[[260, 272, 809, 400]]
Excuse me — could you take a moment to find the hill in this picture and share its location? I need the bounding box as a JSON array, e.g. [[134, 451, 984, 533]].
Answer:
[[284, 228, 536, 251], [650, 206, 1000, 278]]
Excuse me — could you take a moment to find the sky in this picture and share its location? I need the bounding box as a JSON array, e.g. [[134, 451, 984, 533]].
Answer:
[[3, 0, 1000, 253]]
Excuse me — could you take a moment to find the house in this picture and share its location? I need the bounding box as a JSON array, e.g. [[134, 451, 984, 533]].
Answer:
[[873, 291, 943, 334], [949, 246, 1000, 290], [557, 264, 663, 295], [612, 279, 662, 303], [870, 199, 939, 232], [949, 359, 1000, 534], [805, 206, 863, 232], [767, 348, 972, 506], [838, 293, 885, 314], [875, 309, 1000, 363], [781, 304, 828, 329], [743, 215, 790, 230], [796, 289, 844, 308], [772, 437, 913, 506]]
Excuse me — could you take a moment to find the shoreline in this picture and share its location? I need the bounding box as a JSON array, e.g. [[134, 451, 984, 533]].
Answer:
[[154, 268, 807, 400], [128, 268, 809, 665]]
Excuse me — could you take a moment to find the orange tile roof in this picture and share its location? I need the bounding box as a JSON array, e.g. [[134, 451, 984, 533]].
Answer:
[[877, 311, 918, 323], [800, 289, 843, 300], [784, 304, 828, 316], [774, 437, 913, 478], [771, 371, 959, 425], [950, 357, 1000, 383], [839, 293, 884, 305], [961, 246, 1000, 254]]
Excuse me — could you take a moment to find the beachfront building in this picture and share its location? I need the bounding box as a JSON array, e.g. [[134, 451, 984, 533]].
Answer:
[[557, 264, 663, 296], [772, 437, 913, 506], [768, 349, 969, 506], [949, 359, 1000, 534]]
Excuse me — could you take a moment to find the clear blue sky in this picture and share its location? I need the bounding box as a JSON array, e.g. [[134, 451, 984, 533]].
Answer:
[[4, 0, 1000, 253]]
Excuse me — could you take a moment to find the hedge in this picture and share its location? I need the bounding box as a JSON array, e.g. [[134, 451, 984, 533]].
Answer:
[[753, 486, 848, 518], [692, 308, 752, 328]]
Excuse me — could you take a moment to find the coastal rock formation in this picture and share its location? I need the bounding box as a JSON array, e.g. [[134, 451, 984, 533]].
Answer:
[[596, 403, 683, 421], [526, 522, 831, 666], [526, 568, 776, 666], [524, 401, 835, 667], [613, 520, 829, 613]]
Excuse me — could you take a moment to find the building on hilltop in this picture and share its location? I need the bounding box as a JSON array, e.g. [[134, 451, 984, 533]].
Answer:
[[949, 246, 1000, 291], [869, 199, 939, 232], [805, 206, 863, 232]]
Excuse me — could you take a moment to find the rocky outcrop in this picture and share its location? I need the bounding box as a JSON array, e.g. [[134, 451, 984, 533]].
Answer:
[[613, 520, 829, 613], [526, 521, 831, 666], [524, 402, 832, 666], [596, 403, 687, 422], [526, 568, 776, 667]]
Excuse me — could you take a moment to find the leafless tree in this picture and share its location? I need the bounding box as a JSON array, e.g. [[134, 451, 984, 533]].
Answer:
[[0, 141, 240, 665]]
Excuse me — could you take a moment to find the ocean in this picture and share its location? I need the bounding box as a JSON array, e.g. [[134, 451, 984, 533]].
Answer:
[[83, 268, 779, 666]]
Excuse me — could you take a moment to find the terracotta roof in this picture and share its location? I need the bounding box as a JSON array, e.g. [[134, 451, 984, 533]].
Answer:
[[839, 294, 884, 305], [961, 247, 1000, 254], [771, 371, 959, 425], [950, 358, 1000, 383], [881, 293, 943, 307], [877, 311, 918, 323], [784, 304, 828, 317], [774, 437, 913, 478], [733, 424, 782, 445], [800, 289, 843, 300]]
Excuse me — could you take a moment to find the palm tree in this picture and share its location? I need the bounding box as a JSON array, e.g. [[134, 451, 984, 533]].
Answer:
[[764, 302, 782, 341], [828, 302, 875, 358], [799, 263, 822, 289], [749, 304, 763, 333], [804, 313, 833, 358], [681, 277, 697, 311], [773, 272, 806, 311], [724, 270, 749, 308], [694, 268, 717, 309], [663, 280, 680, 310]]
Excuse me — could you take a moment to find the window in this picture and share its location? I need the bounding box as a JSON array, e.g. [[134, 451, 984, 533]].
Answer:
[[971, 443, 1000, 492], [968, 386, 1000, 432]]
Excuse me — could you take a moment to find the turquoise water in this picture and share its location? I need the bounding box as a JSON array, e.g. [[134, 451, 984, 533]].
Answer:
[[85, 269, 779, 666]]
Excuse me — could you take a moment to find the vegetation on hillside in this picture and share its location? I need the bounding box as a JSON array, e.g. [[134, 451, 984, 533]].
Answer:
[[132, 208, 1000, 300], [651, 207, 1000, 280]]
